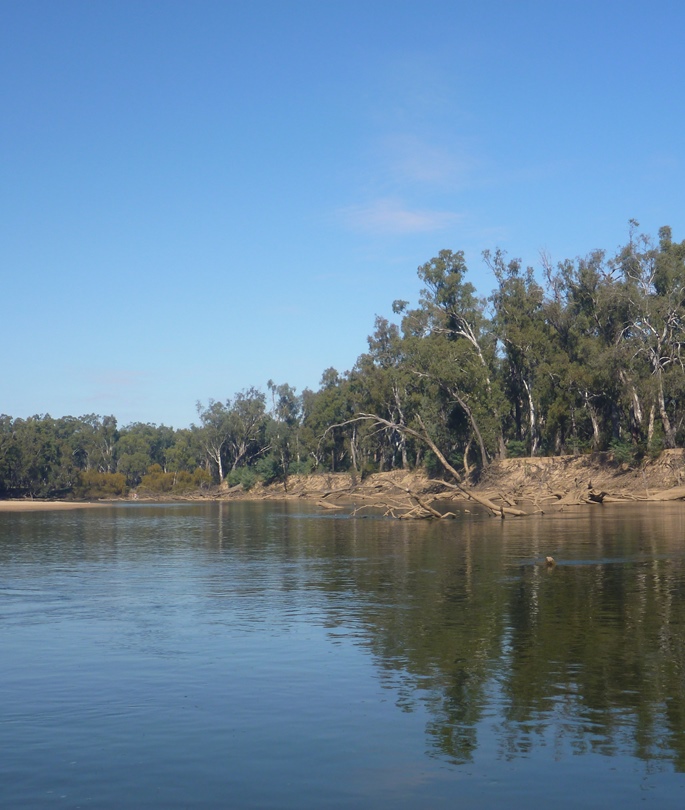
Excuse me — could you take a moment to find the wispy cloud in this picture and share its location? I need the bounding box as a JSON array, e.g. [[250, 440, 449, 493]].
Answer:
[[336, 57, 479, 238], [379, 134, 478, 188], [338, 198, 462, 235]]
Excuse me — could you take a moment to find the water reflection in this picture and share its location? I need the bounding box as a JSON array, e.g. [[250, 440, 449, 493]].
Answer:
[[177, 501, 685, 771], [2, 501, 685, 808], [335, 505, 685, 771]]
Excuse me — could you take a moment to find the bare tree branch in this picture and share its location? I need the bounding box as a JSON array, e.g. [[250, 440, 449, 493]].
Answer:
[[322, 414, 528, 517]]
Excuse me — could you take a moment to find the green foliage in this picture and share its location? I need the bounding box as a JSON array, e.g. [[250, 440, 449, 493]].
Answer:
[[423, 450, 442, 478], [609, 439, 635, 466], [74, 471, 128, 499], [116, 452, 152, 486], [226, 467, 258, 491], [5, 224, 685, 497], [138, 465, 212, 494], [506, 440, 528, 458], [289, 457, 313, 476], [254, 452, 283, 486], [138, 464, 175, 493], [1, 415, 79, 497], [422, 449, 464, 479], [196, 388, 269, 481]]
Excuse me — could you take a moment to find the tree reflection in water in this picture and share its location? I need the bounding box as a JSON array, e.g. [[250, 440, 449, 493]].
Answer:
[[309, 505, 685, 770]]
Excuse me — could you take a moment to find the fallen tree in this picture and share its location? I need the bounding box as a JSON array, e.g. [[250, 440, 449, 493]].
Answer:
[[324, 414, 528, 518]]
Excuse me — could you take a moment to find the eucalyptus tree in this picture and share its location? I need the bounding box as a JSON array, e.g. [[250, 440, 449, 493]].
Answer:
[[196, 389, 270, 483], [225, 387, 268, 471], [162, 427, 204, 474], [488, 250, 554, 457], [3, 415, 78, 497], [115, 422, 176, 485], [0, 413, 122, 497], [352, 315, 419, 470], [73, 414, 119, 473], [302, 369, 358, 472], [404, 327, 497, 473], [613, 224, 685, 448], [400, 249, 503, 467], [542, 251, 626, 451], [195, 399, 233, 482], [0, 414, 13, 494], [417, 250, 494, 380], [264, 380, 302, 489]]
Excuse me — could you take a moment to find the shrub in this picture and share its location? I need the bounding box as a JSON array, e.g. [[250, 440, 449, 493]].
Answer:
[[289, 458, 312, 476], [74, 471, 128, 499], [506, 440, 528, 458], [226, 467, 258, 491], [191, 468, 212, 489], [138, 465, 213, 494], [138, 465, 174, 493], [254, 453, 283, 485], [609, 439, 635, 466]]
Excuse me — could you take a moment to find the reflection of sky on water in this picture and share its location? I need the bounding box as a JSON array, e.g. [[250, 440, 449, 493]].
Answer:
[[2, 502, 685, 808]]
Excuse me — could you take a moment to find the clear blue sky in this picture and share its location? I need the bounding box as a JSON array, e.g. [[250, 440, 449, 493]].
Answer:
[[3, 0, 684, 429]]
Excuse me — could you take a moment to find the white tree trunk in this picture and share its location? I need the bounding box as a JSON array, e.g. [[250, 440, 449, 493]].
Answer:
[[523, 379, 539, 456]]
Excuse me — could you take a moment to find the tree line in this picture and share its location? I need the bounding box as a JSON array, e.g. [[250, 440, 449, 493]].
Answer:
[[3, 222, 685, 499]]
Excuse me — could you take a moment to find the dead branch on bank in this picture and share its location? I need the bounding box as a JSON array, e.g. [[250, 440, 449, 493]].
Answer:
[[345, 484, 456, 521], [316, 499, 345, 510], [390, 483, 457, 519], [587, 490, 608, 504], [437, 479, 528, 517], [323, 414, 529, 518]]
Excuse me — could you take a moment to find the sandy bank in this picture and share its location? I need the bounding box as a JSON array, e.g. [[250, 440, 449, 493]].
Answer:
[[221, 451, 685, 517], [0, 501, 109, 513], [4, 451, 685, 517]]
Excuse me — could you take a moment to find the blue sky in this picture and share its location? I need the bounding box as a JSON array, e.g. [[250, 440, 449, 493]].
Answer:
[[2, 0, 684, 429]]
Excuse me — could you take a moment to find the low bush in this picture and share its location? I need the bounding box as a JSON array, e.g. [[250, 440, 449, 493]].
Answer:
[[226, 467, 258, 491], [74, 471, 128, 499], [138, 465, 212, 494]]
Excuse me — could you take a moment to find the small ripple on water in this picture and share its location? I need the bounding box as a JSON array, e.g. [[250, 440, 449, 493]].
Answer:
[[3, 503, 685, 808]]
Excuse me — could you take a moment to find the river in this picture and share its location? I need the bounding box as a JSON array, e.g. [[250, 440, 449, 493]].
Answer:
[[1, 501, 685, 808]]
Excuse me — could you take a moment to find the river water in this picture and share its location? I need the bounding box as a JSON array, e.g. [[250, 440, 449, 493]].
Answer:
[[1, 501, 685, 808]]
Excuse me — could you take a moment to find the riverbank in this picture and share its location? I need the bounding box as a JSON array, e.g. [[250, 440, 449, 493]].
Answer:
[[223, 448, 685, 515], [4, 450, 685, 515], [0, 501, 109, 512]]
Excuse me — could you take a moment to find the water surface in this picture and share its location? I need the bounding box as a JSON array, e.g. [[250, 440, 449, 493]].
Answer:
[[2, 501, 685, 808]]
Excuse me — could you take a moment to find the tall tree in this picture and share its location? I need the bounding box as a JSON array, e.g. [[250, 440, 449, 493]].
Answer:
[[488, 250, 552, 456], [353, 316, 417, 470], [196, 400, 233, 482], [225, 387, 268, 471], [402, 249, 503, 468], [614, 223, 685, 449], [266, 380, 301, 490]]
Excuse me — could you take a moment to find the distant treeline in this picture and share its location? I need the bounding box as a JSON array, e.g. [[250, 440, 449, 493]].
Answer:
[[3, 222, 685, 499]]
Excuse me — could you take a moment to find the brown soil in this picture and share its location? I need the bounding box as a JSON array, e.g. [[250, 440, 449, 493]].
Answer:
[[221, 449, 685, 517], [475, 449, 685, 503], [5, 452, 685, 516]]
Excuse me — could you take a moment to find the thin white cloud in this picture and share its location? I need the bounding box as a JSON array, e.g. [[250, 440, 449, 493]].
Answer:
[[338, 198, 462, 235], [379, 134, 478, 188]]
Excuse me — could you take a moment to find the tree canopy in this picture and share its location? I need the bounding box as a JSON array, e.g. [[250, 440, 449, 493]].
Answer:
[[3, 223, 685, 499]]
